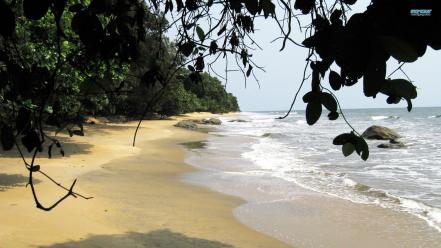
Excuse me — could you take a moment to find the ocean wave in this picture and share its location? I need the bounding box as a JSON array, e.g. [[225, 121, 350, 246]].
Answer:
[[428, 115, 441, 119], [371, 115, 400, 120]]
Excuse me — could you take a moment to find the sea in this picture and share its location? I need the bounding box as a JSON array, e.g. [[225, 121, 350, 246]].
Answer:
[[183, 107, 441, 245]]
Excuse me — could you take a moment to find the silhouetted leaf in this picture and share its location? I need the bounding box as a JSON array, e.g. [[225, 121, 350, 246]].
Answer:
[[245, 0, 259, 15], [185, 0, 198, 11], [363, 58, 386, 97], [30, 165, 40, 172], [329, 71, 342, 90], [1, 125, 14, 150], [342, 0, 357, 5], [217, 25, 227, 36], [21, 130, 41, 153], [179, 42, 195, 56], [246, 65, 253, 77], [333, 133, 352, 145], [195, 56, 204, 71], [259, 0, 275, 18], [330, 9, 342, 24], [355, 136, 369, 161], [187, 65, 195, 72], [209, 41, 218, 54], [196, 25, 205, 41], [302, 36, 316, 48], [406, 98, 413, 112], [328, 111, 339, 120], [240, 49, 248, 66], [294, 0, 314, 14], [230, 32, 239, 47], [380, 36, 419, 62], [320, 92, 337, 112], [0, 1, 15, 37], [380, 79, 417, 99], [306, 101, 322, 125], [176, 0, 184, 11], [23, 0, 51, 20], [342, 142, 355, 157]]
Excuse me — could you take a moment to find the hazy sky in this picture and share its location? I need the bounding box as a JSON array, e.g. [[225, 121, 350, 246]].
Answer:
[[169, 0, 441, 111]]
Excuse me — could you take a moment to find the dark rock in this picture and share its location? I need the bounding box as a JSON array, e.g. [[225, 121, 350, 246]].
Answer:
[[377, 140, 406, 149], [362, 125, 401, 140], [228, 119, 249, 123], [174, 120, 197, 129], [191, 118, 222, 125]]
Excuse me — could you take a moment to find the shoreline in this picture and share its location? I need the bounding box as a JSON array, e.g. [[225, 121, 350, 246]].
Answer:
[[0, 113, 289, 247], [183, 113, 441, 248]]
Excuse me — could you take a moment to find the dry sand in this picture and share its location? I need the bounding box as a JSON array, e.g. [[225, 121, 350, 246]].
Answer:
[[0, 113, 289, 248]]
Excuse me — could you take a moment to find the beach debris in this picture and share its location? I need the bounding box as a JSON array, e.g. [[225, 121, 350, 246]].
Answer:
[[362, 125, 400, 140], [174, 120, 198, 129]]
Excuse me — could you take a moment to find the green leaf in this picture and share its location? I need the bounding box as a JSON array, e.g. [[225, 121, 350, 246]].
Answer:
[[342, 142, 355, 157], [380, 36, 419, 62], [320, 92, 337, 112], [306, 101, 322, 125], [196, 26, 205, 42]]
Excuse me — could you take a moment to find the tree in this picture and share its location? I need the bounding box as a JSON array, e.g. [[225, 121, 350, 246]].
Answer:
[[0, 0, 439, 209]]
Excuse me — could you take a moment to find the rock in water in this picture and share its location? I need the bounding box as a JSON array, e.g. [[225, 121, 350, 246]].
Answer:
[[206, 118, 222, 125], [191, 118, 222, 125], [377, 140, 406, 149], [174, 120, 197, 130], [362, 125, 401, 140], [228, 119, 249, 123]]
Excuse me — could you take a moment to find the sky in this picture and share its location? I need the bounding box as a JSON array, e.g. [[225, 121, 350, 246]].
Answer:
[[168, 0, 441, 111]]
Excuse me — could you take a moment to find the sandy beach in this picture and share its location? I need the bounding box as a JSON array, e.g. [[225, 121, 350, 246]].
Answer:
[[0, 113, 289, 248]]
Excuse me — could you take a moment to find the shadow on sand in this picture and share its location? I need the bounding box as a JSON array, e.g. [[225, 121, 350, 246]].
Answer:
[[0, 173, 30, 191], [39, 229, 234, 248]]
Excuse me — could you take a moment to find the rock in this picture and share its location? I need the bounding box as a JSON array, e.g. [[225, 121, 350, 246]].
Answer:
[[377, 140, 406, 149], [174, 120, 197, 130], [206, 118, 222, 125], [228, 119, 248, 123], [362, 125, 401, 140], [191, 118, 222, 125]]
